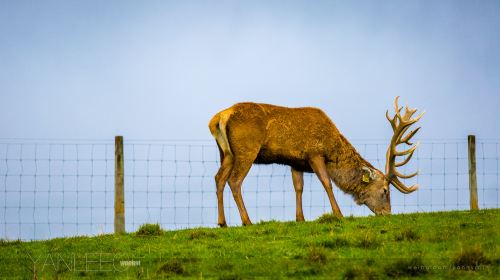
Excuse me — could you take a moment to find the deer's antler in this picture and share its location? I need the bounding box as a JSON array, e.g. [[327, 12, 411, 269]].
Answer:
[[385, 96, 424, 193]]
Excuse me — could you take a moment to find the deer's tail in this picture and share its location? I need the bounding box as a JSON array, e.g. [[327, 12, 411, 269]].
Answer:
[[208, 108, 234, 158]]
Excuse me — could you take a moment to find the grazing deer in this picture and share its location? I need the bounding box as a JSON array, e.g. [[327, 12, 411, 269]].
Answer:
[[209, 97, 423, 226]]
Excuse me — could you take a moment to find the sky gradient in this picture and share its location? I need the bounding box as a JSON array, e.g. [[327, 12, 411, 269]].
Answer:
[[1, 1, 500, 239], [1, 0, 500, 141]]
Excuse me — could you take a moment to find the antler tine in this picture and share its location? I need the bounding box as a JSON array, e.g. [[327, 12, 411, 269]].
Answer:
[[395, 125, 411, 143], [413, 111, 425, 122], [391, 177, 419, 194], [395, 142, 419, 156], [394, 169, 419, 179], [395, 148, 416, 167], [394, 96, 403, 121], [406, 110, 425, 124], [403, 105, 417, 121], [393, 96, 400, 111], [400, 127, 421, 145], [385, 96, 423, 194], [386, 110, 396, 131], [394, 111, 425, 144], [401, 108, 422, 123]]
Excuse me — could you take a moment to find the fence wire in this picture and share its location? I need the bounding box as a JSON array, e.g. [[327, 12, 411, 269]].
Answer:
[[0, 139, 498, 240]]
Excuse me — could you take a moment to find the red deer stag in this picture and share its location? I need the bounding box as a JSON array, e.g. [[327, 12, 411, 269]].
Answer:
[[209, 97, 423, 226]]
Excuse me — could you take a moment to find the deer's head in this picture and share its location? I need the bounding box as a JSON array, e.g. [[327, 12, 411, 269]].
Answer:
[[356, 96, 424, 215]]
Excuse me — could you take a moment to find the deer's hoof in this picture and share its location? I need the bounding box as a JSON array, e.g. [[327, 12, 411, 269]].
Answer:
[[218, 222, 227, 228]]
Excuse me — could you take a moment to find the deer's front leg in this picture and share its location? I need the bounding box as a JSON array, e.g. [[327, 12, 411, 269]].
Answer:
[[291, 167, 305, 222], [309, 156, 343, 218]]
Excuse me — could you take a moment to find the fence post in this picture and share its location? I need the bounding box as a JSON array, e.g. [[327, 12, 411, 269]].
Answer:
[[467, 135, 479, 210], [115, 136, 125, 233]]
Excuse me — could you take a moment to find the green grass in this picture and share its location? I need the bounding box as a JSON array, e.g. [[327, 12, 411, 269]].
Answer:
[[135, 223, 165, 237], [0, 209, 498, 279]]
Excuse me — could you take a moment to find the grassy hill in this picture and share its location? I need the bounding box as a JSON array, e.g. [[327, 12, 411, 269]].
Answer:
[[1, 209, 499, 279]]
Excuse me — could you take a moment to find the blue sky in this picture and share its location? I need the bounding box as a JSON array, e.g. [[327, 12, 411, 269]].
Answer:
[[1, 0, 499, 141], [1, 1, 500, 239]]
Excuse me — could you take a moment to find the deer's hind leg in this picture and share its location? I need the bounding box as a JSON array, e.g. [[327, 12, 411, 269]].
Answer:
[[227, 152, 259, 226], [226, 136, 264, 226], [215, 151, 233, 227], [224, 108, 266, 226]]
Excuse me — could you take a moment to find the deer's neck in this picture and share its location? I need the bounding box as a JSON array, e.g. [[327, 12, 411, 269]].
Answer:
[[326, 136, 375, 195]]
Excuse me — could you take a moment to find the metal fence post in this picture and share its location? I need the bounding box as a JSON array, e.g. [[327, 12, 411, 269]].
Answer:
[[468, 135, 479, 210], [115, 136, 125, 233]]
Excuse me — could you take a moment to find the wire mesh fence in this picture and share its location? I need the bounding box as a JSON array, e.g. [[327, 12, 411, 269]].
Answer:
[[0, 138, 498, 240]]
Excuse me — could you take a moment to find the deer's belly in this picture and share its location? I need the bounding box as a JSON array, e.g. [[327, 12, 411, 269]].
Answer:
[[254, 147, 313, 173]]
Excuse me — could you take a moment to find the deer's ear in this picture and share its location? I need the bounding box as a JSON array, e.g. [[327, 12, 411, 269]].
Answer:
[[361, 167, 375, 183]]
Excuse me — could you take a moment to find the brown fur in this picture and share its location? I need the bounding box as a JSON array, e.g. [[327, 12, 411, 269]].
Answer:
[[209, 102, 388, 226], [210, 103, 380, 192]]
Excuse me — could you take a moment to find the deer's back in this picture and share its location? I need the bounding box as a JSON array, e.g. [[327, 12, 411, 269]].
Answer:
[[224, 103, 342, 171]]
